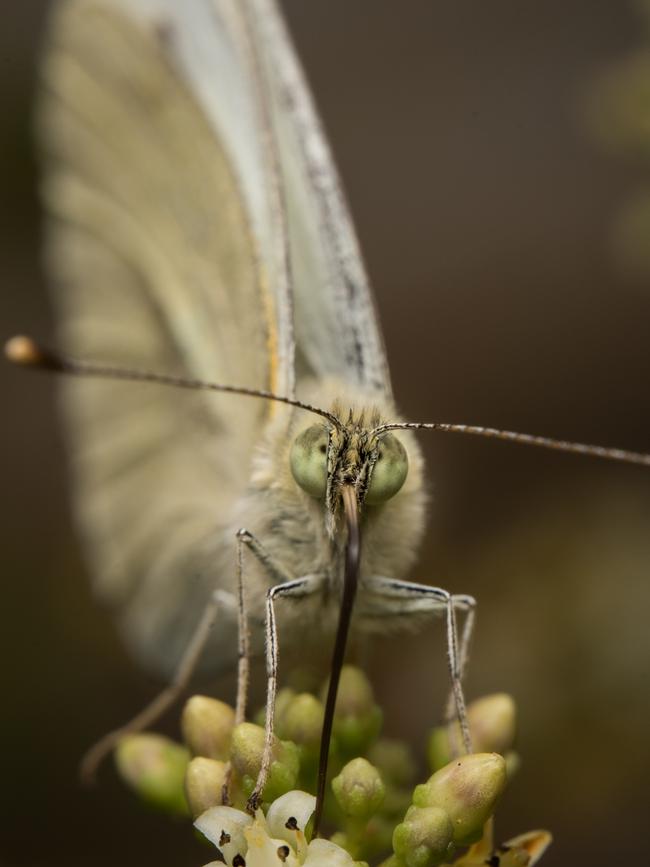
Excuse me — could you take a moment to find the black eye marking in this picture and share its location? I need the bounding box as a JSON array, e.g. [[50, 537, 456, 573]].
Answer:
[[277, 845, 291, 862], [233, 855, 246, 867], [285, 816, 299, 830], [219, 831, 231, 846], [319, 443, 327, 454]]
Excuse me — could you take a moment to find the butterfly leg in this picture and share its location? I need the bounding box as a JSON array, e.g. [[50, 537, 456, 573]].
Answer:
[[360, 576, 475, 753], [221, 530, 254, 804], [233, 545, 324, 811], [247, 574, 325, 812], [221, 526, 315, 806], [444, 594, 477, 754]]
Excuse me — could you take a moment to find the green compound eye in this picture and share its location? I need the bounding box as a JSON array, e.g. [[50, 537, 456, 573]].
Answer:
[[290, 425, 329, 499], [366, 433, 409, 505]]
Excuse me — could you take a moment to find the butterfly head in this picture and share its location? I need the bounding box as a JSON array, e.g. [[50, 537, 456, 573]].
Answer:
[[289, 405, 409, 533]]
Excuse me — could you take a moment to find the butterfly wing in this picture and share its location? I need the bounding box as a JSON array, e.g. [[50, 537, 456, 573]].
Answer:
[[40, 0, 390, 676], [40, 0, 288, 674], [243, 0, 392, 396]]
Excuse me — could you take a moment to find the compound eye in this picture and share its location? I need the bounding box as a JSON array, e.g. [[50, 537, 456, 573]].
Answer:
[[366, 433, 408, 504], [290, 424, 329, 499]]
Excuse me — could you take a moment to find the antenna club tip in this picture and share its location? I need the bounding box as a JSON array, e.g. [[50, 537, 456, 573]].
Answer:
[[4, 335, 42, 366]]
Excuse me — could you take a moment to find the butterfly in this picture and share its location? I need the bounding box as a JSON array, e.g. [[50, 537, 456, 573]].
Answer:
[[7, 0, 649, 831]]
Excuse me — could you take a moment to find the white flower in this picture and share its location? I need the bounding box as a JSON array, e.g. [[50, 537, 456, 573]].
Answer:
[[195, 791, 358, 866]]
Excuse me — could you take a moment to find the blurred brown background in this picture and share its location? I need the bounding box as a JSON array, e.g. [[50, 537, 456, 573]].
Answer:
[[2, 2, 650, 865]]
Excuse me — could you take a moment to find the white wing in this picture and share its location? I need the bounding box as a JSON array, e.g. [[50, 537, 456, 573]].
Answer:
[[247, 0, 391, 394], [101, 0, 391, 394], [40, 0, 390, 675]]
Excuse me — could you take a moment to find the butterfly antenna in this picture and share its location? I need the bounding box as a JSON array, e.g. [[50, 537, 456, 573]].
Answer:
[[372, 420, 650, 468], [5, 335, 342, 429]]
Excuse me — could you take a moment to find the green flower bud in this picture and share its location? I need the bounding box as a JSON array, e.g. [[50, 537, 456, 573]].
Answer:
[[335, 707, 383, 757], [322, 666, 383, 756], [326, 666, 375, 717], [368, 739, 417, 788], [281, 693, 325, 749], [332, 758, 386, 819], [115, 733, 189, 815], [230, 722, 274, 778], [413, 753, 507, 846], [392, 805, 454, 867], [428, 694, 517, 772], [181, 695, 235, 760], [230, 722, 300, 803], [184, 756, 227, 817], [467, 694, 516, 755]]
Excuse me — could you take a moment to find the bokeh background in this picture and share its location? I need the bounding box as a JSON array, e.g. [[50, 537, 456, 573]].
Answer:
[[3, 2, 650, 865]]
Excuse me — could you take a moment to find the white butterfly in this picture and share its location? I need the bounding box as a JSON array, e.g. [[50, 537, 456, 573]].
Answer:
[[8, 0, 648, 825]]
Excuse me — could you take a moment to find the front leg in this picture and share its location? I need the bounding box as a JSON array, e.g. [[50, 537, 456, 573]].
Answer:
[[237, 528, 326, 812], [359, 575, 477, 754]]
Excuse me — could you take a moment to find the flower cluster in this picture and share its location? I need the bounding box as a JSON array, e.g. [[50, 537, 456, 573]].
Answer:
[[113, 666, 551, 866]]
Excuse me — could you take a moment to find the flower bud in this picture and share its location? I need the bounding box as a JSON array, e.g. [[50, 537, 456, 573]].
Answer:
[[230, 722, 300, 803], [322, 666, 383, 756], [332, 758, 386, 819], [413, 753, 507, 846], [115, 733, 189, 815], [184, 757, 228, 817], [467, 694, 516, 754], [281, 693, 325, 749], [368, 739, 417, 788], [428, 694, 516, 772], [392, 805, 454, 867], [263, 687, 297, 730], [181, 695, 235, 760], [326, 665, 374, 717]]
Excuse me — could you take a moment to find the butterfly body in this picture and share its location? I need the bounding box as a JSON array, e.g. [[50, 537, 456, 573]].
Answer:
[[174, 379, 427, 677], [39, 0, 462, 726]]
